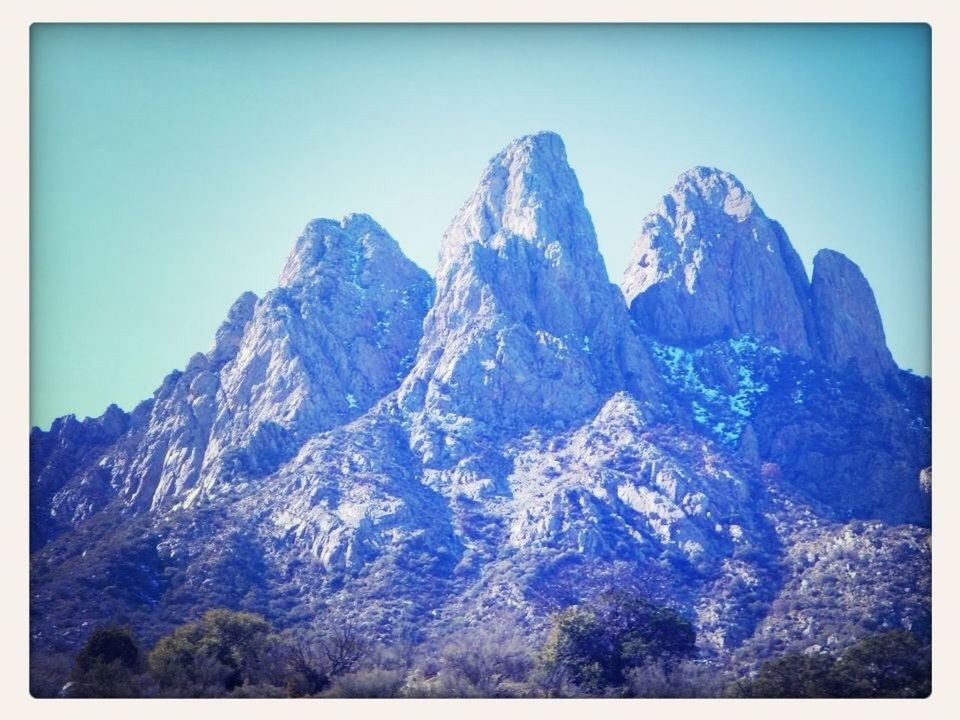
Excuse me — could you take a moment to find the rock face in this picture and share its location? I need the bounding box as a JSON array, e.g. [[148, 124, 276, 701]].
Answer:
[[29, 132, 930, 676], [623, 167, 817, 358], [398, 131, 663, 463], [199, 213, 433, 490], [29, 403, 131, 548], [810, 249, 897, 381], [30, 214, 434, 533], [623, 167, 902, 389]]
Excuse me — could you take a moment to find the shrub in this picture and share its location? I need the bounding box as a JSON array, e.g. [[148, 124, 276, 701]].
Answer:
[[537, 591, 697, 696], [436, 625, 534, 696], [148, 609, 281, 695], [625, 660, 728, 698], [67, 625, 146, 698], [323, 668, 406, 698], [833, 630, 930, 698], [730, 630, 931, 698]]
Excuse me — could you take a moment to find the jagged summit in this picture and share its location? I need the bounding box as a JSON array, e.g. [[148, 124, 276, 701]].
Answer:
[[399, 131, 663, 460], [279, 213, 413, 288], [198, 214, 434, 486], [438, 131, 597, 261], [668, 166, 758, 221], [622, 164, 901, 384], [622, 166, 818, 359], [31, 213, 434, 522]]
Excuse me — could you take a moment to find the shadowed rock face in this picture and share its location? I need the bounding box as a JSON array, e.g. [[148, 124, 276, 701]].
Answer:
[[398, 131, 664, 462], [811, 249, 897, 381], [623, 167, 818, 359]]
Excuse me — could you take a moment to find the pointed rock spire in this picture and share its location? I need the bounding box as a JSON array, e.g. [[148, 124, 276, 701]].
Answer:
[[810, 249, 896, 380], [622, 166, 817, 358], [399, 132, 663, 461]]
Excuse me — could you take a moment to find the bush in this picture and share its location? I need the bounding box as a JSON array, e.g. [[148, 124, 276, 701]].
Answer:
[[537, 591, 697, 696], [323, 668, 406, 698], [833, 630, 930, 698], [67, 625, 147, 698], [730, 631, 930, 698], [728, 652, 838, 698], [148, 609, 281, 695], [436, 625, 534, 696], [625, 660, 728, 698]]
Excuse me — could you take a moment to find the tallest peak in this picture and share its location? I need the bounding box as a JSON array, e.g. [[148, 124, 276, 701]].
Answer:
[[400, 132, 659, 448], [448, 130, 584, 250], [502, 130, 567, 159], [493, 131, 569, 185]]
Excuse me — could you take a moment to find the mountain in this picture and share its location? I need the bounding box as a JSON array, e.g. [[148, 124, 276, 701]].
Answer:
[[30, 132, 930, 678], [810, 248, 898, 380], [398, 131, 666, 463], [31, 214, 433, 546], [622, 166, 817, 358], [622, 166, 930, 525]]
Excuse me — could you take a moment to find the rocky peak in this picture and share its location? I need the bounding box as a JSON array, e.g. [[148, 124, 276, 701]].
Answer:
[[622, 167, 817, 358], [399, 132, 663, 461], [31, 213, 435, 520], [198, 214, 434, 484], [810, 249, 896, 380], [278, 213, 410, 289]]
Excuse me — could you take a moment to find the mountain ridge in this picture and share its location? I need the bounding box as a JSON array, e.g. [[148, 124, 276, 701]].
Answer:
[[30, 131, 930, 674]]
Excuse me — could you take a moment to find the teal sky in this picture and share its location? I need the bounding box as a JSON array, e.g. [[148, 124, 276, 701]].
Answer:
[[30, 24, 931, 430]]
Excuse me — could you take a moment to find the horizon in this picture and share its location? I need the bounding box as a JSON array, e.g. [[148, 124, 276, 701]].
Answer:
[[30, 24, 931, 429]]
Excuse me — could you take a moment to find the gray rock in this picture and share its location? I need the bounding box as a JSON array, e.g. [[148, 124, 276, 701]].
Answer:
[[198, 213, 433, 494], [30, 213, 434, 523], [398, 131, 664, 464], [810, 248, 897, 381], [623, 167, 817, 358], [919, 466, 931, 494]]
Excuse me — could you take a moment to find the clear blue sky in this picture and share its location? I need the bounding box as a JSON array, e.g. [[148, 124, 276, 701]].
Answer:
[[30, 24, 931, 429]]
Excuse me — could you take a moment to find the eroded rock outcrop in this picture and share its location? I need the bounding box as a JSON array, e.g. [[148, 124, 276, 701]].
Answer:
[[623, 166, 817, 358], [30, 214, 434, 527], [810, 248, 897, 381]]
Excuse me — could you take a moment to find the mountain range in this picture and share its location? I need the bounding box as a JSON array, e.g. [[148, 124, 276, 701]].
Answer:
[[30, 131, 931, 669]]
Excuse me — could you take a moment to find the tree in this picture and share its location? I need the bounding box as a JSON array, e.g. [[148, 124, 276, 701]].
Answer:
[[538, 591, 697, 695], [833, 630, 930, 698], [68, 625, 145, 697], [597, 590, 696, 671], [282, 637, 330, 697], [730, 630, 931, 698], [539, 607, 611, 694], [320, 624, 368, 677], [729, 652, 838, 698], [148, 609, 280, 696]]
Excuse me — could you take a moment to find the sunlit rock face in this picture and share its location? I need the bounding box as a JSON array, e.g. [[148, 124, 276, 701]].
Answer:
[[30, 214, 434, 527], [197, 213, 434, 494], [398, 131, 665, 463], [623, 166, 818, 359]]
